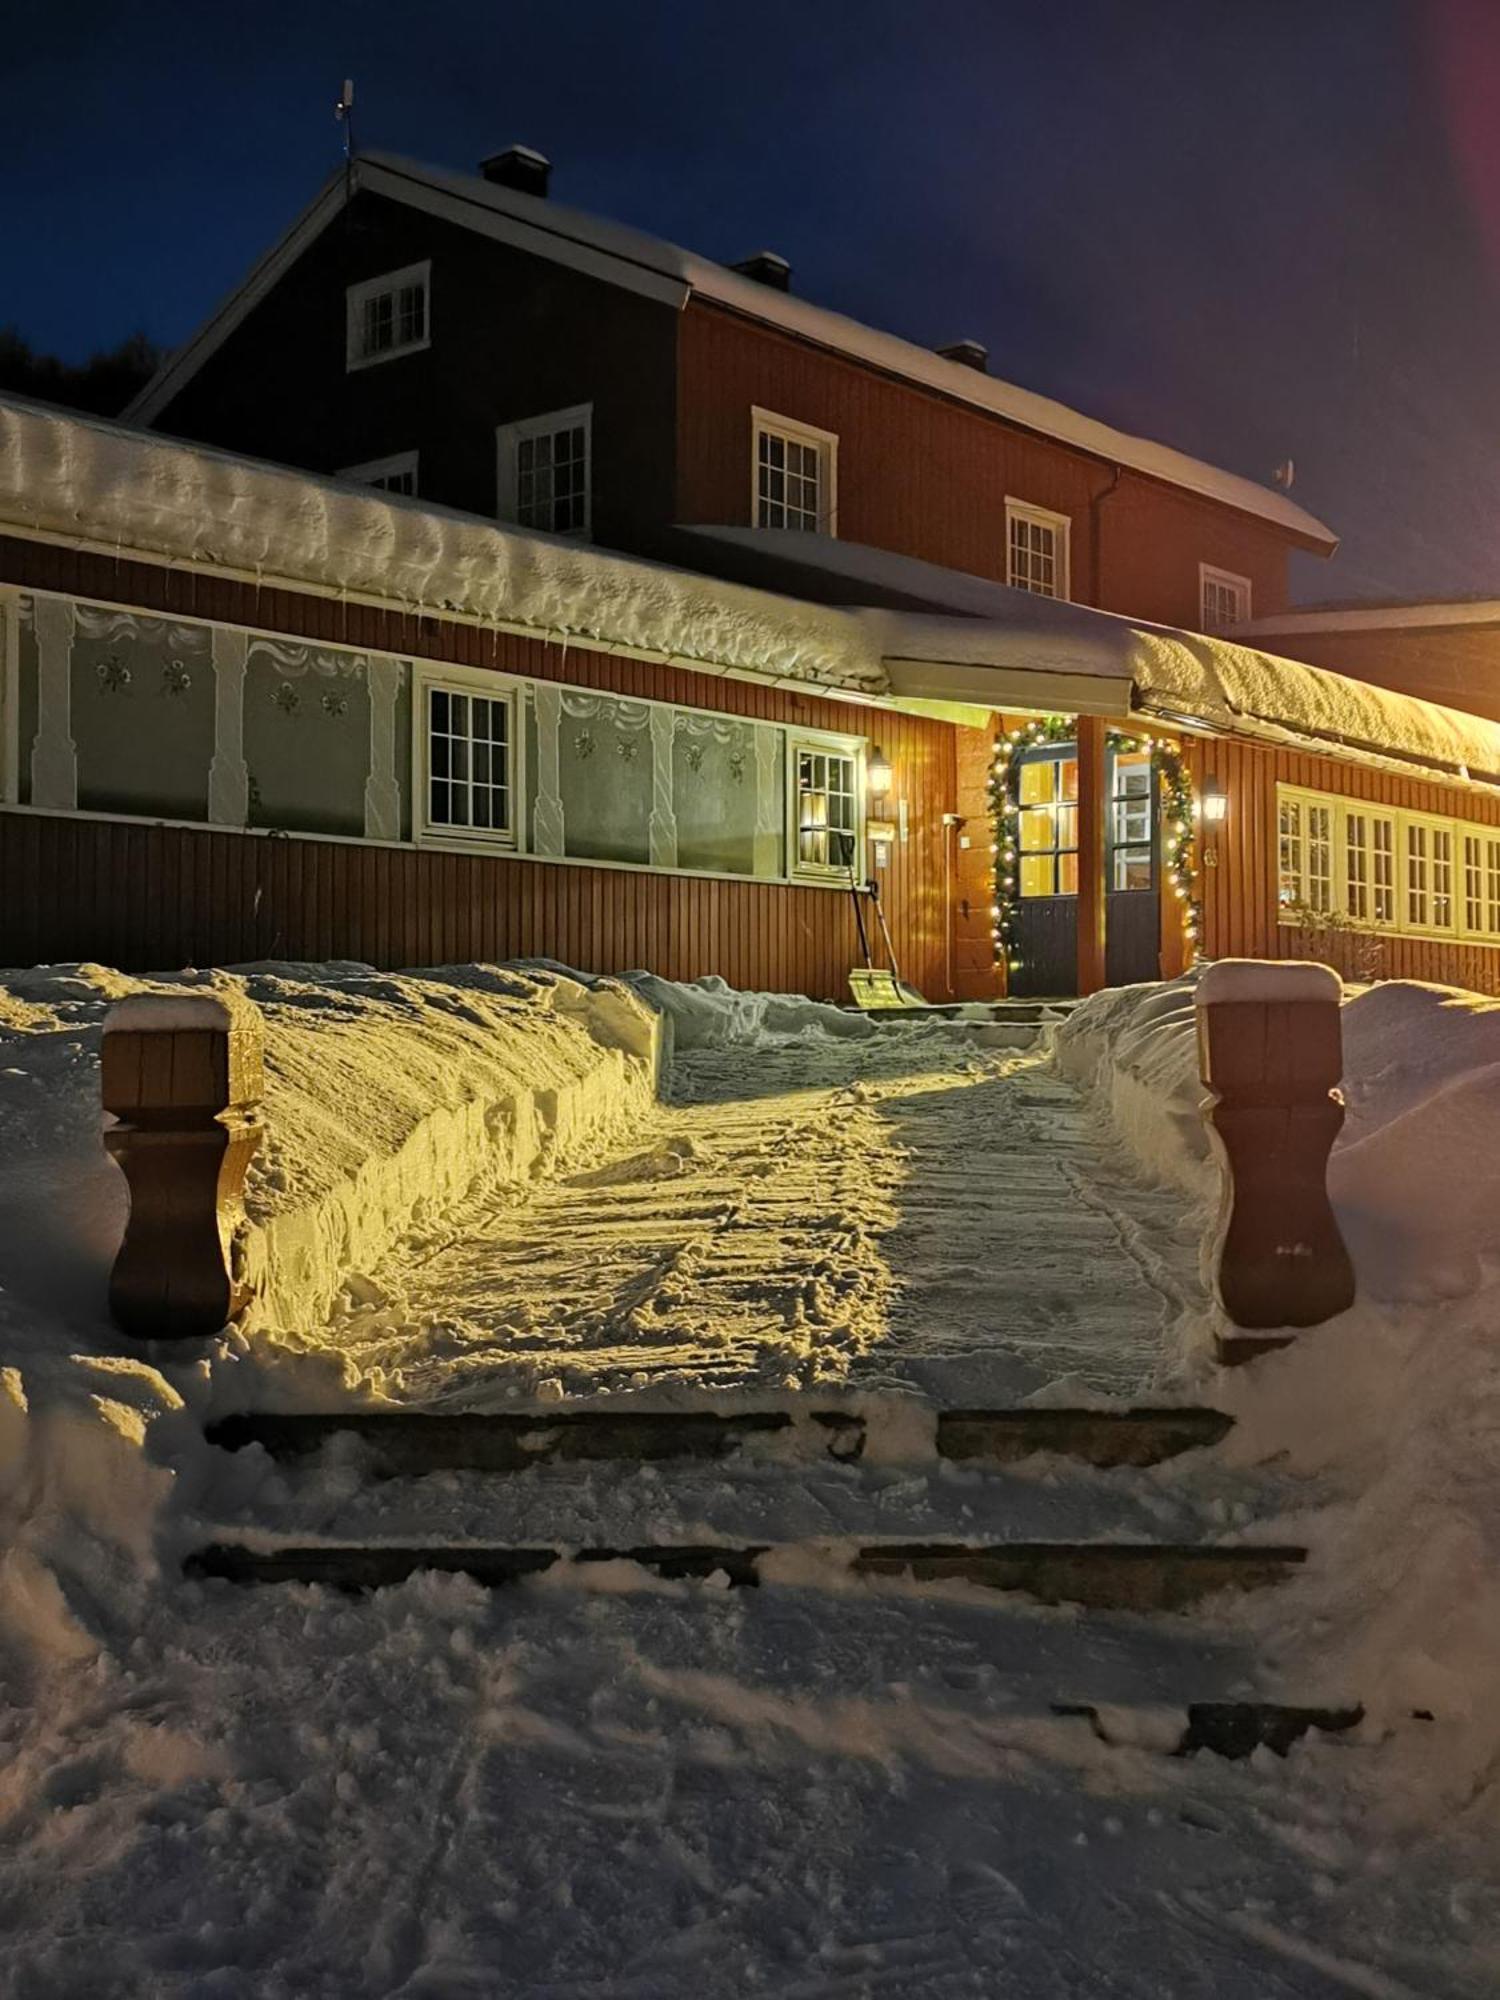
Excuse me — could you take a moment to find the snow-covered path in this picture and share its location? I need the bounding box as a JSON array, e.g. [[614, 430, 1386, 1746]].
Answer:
[[321, 1031, 1202, 1407]]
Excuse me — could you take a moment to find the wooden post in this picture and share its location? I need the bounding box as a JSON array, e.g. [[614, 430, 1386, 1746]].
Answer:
[[1075, 715, 1107, 995], [1197, 960, 1354, 1362], [102, 991, 263, 1341]]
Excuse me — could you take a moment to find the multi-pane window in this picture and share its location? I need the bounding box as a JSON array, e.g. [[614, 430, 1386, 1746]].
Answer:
[[1200, 565, 1252, 632], [1406, 822, 1430, 926], [1006, 501, 1071, 599], [426, 684, 513, 840], [754, 413, 836, 533], [1281, 783, 1500, 942], [498, 406, 592, 537], [1372, 817, 1396, 922], [1305, 803, 1334, 912], [1472, 840, 1496, 940], [1346, 811, 1372, 921], [1278, 797, 1304, 907], [1432, 827, 1454, 928], [1109, 748, 1155, 891], [346, 263, 430, 369], [793, 744, 858, 871], [1018, 749, 1080, 897], [339, 452, 419, 496]]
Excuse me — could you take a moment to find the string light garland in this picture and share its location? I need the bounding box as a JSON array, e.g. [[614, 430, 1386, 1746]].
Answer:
[[987, 715, 1201, 979]]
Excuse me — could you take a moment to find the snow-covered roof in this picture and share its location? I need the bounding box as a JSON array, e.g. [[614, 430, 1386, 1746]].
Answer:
[[0, 394, 881, 696], [4, 392, 1498, 793], [1244, 600, 1500, 636], [124, 151, 1337, 555]]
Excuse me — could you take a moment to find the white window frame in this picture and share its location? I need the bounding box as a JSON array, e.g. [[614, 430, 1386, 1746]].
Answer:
[[787, 728, 865, 883], [752, 408, 839, 536], [496, 403, 593, 539], [346, 261, 431, 372], [1005, 499, 1071, 601], [412, 661, 524, 852], [1278, 781, 1500, 946], [1200, 563, 1253, 632], [0, 587, 19, 806], [338, 451, 420, 496]]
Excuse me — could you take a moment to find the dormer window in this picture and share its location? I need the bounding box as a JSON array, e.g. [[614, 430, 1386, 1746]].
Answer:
[[497, 404, 592, 537], [339, 451, 419, 496], [753, 409, 838, 535], [346, 262, 431, 370]]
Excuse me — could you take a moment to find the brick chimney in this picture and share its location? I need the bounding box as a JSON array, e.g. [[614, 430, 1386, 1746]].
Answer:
[[480, 146, 551, 198]]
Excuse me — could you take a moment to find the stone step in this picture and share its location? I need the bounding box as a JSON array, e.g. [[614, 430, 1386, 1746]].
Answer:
[[186, 1536, 1304, 1611], [205, 1402, 1233, 1476]]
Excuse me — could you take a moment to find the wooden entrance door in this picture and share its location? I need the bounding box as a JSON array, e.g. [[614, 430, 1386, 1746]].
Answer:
[[1009, 738, 1161, 996]]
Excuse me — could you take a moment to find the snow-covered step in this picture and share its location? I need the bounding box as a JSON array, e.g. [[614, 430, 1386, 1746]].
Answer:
[[204, 1401, 1234, 1475], [185, 1535, 1305, 1611]]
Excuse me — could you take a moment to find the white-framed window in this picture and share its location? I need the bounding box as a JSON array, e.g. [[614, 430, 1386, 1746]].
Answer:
[[338, 451, 419, 497], [753, 409, 838, 535], [1277, 795, 1303, 908], [497, 404, 592, 538], [346, 262, 431, 371], [1005, 500, 1071, 600], [413, 663, 522, 849], [789, 732, 861, 879], [1200, 564, 1253, 632], [1279, 782, 1500, 944], [1406, 820, 1430, 927]]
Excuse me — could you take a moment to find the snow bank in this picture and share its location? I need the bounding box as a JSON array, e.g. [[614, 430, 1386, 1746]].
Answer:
[[0, 960, 664, 1346], [1054, 970, 1500, 1828]]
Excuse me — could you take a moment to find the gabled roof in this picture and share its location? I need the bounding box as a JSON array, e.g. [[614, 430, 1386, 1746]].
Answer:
[[0, 394, 1489, 794], [126, 151, 1338, 555]]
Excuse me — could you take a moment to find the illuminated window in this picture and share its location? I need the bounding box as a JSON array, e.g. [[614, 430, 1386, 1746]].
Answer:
[[1006, 501, 1071, 600], [754, 410, 837, 534], [497, 405, 592, 537], [346, 262, 430, 370], [792, 739, 859, 877], [1018, 747, 1080, 896], [1487, 838, 1500, 935], [1199, 564, 1252, 632]]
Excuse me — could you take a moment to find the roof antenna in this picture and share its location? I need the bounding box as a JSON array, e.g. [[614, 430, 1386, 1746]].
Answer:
[[335, 77, 357, 182]]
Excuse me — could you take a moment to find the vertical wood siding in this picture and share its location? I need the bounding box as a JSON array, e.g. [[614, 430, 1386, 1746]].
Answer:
[[0, 539, 958, 997]]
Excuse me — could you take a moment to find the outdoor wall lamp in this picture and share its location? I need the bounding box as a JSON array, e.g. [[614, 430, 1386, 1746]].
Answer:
[[867, 748, 893, 797], [1200, 777, 1228, 825]]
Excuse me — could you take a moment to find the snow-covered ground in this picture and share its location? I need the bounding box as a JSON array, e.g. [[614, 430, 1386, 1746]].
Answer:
[[1, 960, 1499, 1993]]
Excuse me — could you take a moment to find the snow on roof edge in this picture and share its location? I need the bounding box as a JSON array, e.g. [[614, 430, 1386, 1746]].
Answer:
[[6, 393, 1499, 800]]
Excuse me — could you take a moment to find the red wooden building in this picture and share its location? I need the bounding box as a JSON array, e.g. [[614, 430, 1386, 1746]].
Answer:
[[5, 395, 1500, 1001]]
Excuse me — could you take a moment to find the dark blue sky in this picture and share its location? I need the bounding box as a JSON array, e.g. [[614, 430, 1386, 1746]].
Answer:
[[7, 0, 1500, 604]]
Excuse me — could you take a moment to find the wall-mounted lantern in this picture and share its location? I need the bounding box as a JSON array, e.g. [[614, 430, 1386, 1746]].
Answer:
[[867, 748, 894, 798], [1200, 776, 1228, 825]]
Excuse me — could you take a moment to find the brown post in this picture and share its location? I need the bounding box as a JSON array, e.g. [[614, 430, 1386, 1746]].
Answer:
[[1075, 714, 1107, 995], [1197, 960, 1354, 1363], [102, 991, 263, 1341]]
